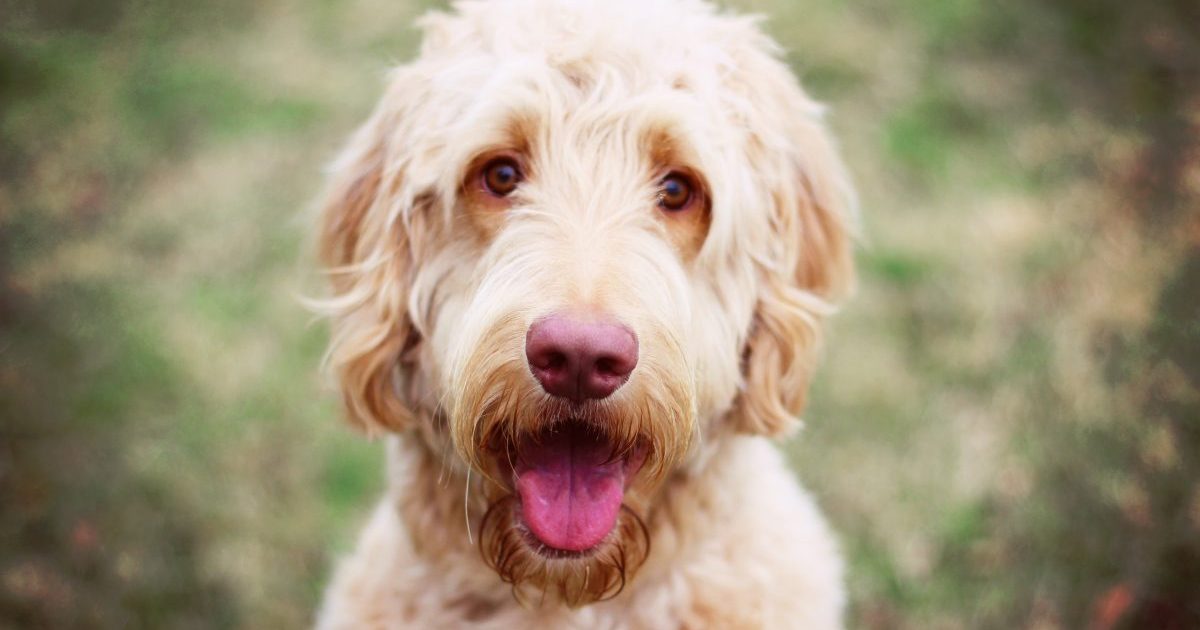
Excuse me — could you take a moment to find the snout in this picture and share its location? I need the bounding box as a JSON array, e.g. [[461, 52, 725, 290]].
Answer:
[[525, 314, 638, 403]]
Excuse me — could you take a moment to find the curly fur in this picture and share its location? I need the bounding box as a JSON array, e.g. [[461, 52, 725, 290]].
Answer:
[[312, 0, 856, 627]]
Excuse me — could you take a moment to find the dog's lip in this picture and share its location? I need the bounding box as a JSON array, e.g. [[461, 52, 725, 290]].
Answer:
[[499, 422, 649, 488], [490, 419, 646, 474], [516, 527, 599, 559]]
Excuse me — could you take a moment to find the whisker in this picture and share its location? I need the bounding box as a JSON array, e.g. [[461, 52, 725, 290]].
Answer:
[[464, 466, 474, 545]]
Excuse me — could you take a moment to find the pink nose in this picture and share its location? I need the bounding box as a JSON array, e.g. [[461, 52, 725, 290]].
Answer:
[[525, 314, 638, 402]]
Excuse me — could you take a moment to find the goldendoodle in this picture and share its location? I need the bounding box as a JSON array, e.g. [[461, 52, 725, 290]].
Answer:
[[313, 0, 856, 627]]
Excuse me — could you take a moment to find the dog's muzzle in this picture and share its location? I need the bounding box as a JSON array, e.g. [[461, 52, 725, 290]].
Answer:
[[516, 312, 642, 552]]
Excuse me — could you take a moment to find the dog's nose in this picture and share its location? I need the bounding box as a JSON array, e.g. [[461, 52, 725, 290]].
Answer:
[[525, 314, 638, 402]]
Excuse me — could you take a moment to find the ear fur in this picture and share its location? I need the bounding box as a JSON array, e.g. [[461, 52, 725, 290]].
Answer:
[[728, 39, 857, 437], [317, 96, 424, 435]]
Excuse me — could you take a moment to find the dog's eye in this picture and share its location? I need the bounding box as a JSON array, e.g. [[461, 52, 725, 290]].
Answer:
[[657, 173, 694, 211], [482, 158, 523, 197]]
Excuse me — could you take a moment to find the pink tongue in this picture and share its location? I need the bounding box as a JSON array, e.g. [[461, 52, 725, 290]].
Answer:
[[514, 426, 625, 552]]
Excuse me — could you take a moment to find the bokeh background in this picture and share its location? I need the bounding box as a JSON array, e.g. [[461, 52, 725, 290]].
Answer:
[[2, 0, 1197, 627]]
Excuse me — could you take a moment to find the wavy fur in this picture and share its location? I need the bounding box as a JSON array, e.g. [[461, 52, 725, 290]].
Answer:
[[313, 0, 855, 626]]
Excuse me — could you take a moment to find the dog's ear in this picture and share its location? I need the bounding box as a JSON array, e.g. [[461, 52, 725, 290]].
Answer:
[[317, 95, 426, 435], [728, 50, 857, 437]]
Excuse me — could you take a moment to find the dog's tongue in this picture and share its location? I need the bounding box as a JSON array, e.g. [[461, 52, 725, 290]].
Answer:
[[514, 426, 625, 552]]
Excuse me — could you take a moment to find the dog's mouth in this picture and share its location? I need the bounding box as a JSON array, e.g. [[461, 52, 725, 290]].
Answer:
[[508, 420, 646, 554]]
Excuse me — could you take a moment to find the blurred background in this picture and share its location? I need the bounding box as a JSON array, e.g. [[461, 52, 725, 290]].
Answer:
[[1, 0, 1196, 627]]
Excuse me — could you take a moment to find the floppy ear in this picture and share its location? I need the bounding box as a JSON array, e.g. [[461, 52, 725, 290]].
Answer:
[[728, 50, 857, 437], [317, 92, 426, 435]]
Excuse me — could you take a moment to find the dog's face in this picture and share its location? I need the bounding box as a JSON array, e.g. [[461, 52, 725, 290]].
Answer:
[[317, 0, 853, 606]]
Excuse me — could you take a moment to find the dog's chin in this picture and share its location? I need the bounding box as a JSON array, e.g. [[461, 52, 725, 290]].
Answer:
[[478, 419, 652, 606]]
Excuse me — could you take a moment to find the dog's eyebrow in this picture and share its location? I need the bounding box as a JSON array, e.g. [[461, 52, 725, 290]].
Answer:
[[440, 107, 540, 185]]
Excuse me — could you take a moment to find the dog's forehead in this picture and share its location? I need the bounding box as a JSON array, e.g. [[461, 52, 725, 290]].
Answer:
[[397, 0, 788, 169], [408, 10, 764, 186], [423, 1, 744, 51], [417, 0, 760, 92]]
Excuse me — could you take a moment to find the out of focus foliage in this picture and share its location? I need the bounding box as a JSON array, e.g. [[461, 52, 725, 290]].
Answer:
[[1, 0, 1196, 627]]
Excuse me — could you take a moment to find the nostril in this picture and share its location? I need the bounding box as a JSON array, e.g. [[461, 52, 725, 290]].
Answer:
[[594, 357, 616, 376], [534, 350, 568, 371], [593, 354, 634, 378]]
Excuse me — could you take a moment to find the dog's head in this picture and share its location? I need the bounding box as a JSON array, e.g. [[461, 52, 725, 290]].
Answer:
[[316, 0, 854, 606]]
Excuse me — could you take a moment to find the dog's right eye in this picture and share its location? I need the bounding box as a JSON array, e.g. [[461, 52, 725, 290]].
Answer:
[[481, 158, 523, 197]]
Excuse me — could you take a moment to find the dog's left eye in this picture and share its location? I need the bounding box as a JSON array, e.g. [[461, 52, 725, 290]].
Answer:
[[657, 173, 694, 211], [482, 158, 523, 197]]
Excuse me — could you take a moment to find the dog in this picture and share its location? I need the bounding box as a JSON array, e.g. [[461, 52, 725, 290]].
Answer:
[[313, 0, 855, 627]]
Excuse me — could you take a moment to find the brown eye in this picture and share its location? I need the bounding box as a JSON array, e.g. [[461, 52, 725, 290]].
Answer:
[[658, 172, 693, 211], [482, 158, 522, 196]]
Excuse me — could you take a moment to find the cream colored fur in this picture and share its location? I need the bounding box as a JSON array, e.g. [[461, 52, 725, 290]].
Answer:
[[313, 0, 856, 627]]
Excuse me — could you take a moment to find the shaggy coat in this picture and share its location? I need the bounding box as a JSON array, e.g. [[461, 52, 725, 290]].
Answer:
[[313, 0, 856, 627]]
